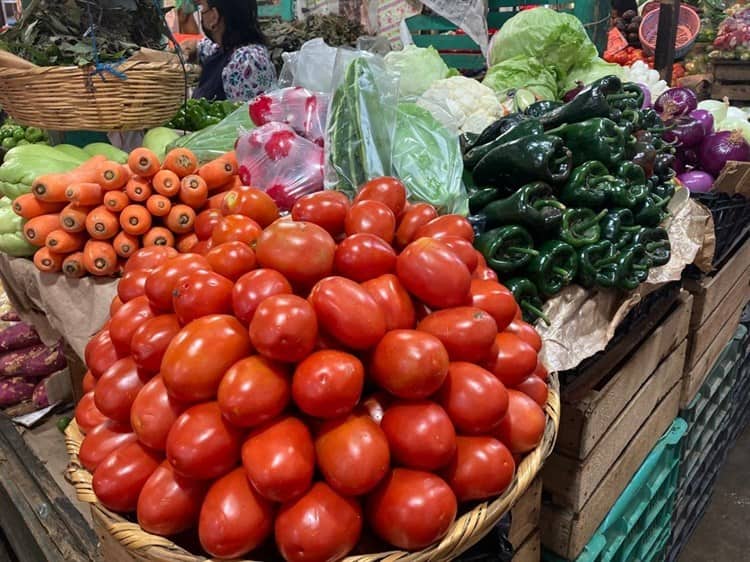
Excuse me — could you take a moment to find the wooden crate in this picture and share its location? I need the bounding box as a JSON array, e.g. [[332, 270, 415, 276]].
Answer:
[[510, 477, 542, 550], [712, 61, 750, 101], [512, 530, 541, 562]]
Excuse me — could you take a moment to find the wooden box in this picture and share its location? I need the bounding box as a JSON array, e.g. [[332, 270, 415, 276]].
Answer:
[[712, 61, 750, 101], [510, 477, 542, 553]]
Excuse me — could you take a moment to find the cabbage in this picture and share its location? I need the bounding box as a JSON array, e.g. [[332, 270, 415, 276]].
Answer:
[[384, 45, 451, 98], [698, 99, 729, 124], [562, 58, 625, 93], [483, 56, 558, 100]]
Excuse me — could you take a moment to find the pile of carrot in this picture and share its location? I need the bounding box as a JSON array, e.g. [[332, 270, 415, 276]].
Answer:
[[13, 147, 239, 277]]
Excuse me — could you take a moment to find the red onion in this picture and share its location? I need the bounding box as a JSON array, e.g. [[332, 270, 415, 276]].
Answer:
[[698, 130, 750, 177], [654, 88, 698, 120], [636, 83, 651, 109], [563, 83, 584, 103], [689, 109, 714, 136], [677, 171, 714, 193], [663, 116, 706, 148]]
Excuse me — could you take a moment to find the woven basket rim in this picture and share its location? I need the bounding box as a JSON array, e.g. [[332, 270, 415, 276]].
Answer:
[[65, 373, 560, 562], [0, 60, 198, 78]]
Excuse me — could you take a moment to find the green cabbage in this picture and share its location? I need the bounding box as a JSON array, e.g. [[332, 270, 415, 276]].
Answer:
[[483, 55, 559, 100], [384, 45, 451, 98], [562, 58, 625, 93]]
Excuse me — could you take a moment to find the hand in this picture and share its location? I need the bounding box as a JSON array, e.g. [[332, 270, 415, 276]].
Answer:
[[180, 39, 199, 62]]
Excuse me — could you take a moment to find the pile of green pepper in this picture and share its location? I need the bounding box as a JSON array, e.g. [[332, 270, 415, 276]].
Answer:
[[465, 76, 677, 323], [166, 99, 242, 132]]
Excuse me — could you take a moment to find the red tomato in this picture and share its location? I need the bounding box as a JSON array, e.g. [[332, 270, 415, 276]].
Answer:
[[130, 314, 181, 375], [292, 350, 364, 419], [75, 391, 109, 434], [395, 203, 438, 248], [397, 238, 471, 309], [506, 319, 543, 352], [361, 274, 416, 331], [92, 441, 161, 512], [166, 402, 243, 480], [370, 330, 449, 399], [161, 315, 252, 403], [514, 375, 548, 407], [218, 356, 291, 427], [345, 200, 396, 244], [381, 401, 456, 471], [137, 461, 208, 536], [94, 357, 145, 423], [440, 236, 479, 272], [359, 391, 392, 426], [85, 329, 120, 379], [291, 190, 351, 237], [483, 332, 538, 387], [533, 359, 549, 381], [232, 268, 293, 324], [205, 241, 257, 281], [108, 296, 156, 356], [199, 468, 275, 558], [417, 307, 498, 362], [441, 437, 515, 501], [117, 270, 150, 303], [469, 280, 518, 332], [79, 420, 137, 472], [194, 208, 224, 241], [242, 417, 315, 502], [436, 362, 509, 434], [315, 413, 390, 496], [415, 215, 474, 243], [494, 389, 546, 454], [308, 277, 386, 350], [109, 296, 123, 316], [249, 295, 318, 363], [255, 220, 336, 289], [333, 233, 396, 282], [122, 246, 178, 274], [220, 186, 280, 227], [212, 214, 263, 246], [366, 468, 457, 550], [172, 270, 234, 325], [275, 482, 362, 562], [82, 370, 96, 394], [145, 253, 211, 312], [354, 177, 407, 216], [472, 265, 499, 281], [191, 239, 214, 255], [130, 375, 186, 451]]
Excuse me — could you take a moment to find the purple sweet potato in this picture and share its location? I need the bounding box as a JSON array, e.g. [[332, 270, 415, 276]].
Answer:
[[0, 377, 36, 406], [0, 322, 41, 353], [32, 379, 50, 408], [1, 311, 20, 322], [0, 341, 67, 379]]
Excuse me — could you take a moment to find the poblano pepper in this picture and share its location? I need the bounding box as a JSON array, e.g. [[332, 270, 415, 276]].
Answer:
[[539, 75, 622, 129], [558, 161, 612, 209], [504, 277, 549, 325], [577, 240, 621, 288], [464, 119, 544, 170], [607, 83, 644, 112], [469, 188, 500, 214], [483, 182, 565, 232], [633, 227, 671, 267], [475, 225, 539, 274], [473, 113, 528, 147], [634, 193, 671, 227], [652, 181, 676, 201], [599, 208, 641, 248], [548, 118, 626, 169], [525, 239, 578, 297], [559, 208, 608, 247], [606, 162, 649, 208], [525, 100, 564, 118], [616, 244, 651, 290]]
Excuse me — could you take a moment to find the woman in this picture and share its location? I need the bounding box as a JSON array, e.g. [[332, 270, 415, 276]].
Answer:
[[186, 0, 276, 101]]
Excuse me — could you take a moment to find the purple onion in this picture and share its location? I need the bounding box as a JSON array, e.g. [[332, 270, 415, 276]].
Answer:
[[636, 83, 652, 109], [563, 83, 584, 103], [663, 116, 706, 148], [698, 130, 750, 177], [678, 146, 700, 168], [689, 109, 714, 136], [677, 171, 714, 193], [654, 88, 698, 119]]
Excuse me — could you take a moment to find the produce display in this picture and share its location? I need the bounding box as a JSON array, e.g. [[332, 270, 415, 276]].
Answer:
[[709, 4, 750, 60], [612, 9, 643, 50], [0, 120, 48, 153], [166, 99, 242, 132]]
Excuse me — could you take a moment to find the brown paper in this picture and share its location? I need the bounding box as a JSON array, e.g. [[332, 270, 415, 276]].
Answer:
[[712, 160, 750, 197]]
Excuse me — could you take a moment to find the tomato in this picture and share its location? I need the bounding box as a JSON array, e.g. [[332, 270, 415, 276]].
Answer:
[[506, 319, 543, 352], [417, 307, 497, 362], [123, 246, 178, 274], [472, 265, 498, 281], [361, 274, 416, 331], [483, 332, 538, 387], [108, 296, 156, 357], [469, 280, 517, 332], [218, 356, 291, 427], [130, 314, 181, 375], [380, 401, 456, 470], [397, 238, 471, 309], [191, 239, 214, 255], [354, 177, 407, 216], [255, 220, 336, 289], [199, 468, 275, 558], [291, 190, 351, 237], [394, 203, 437, 249], [275, 482, 362, 562], [82, 370, 96, 394], [308, 277, 386, 350], [232, 268, 293, 324], [533, 359, 549, 382], [130, 375, 186, 451], [514, 375, 548, 407], [292, 350, 364, 419], [117, 270, 150, 303], [205, 241, 257, 281], [74, 391, 110, 433], [79, 420, 136, 472], [494, 389, 546, 454], [137, 461, 208, 536], [85, 329, 120, 379], [194, 208, 224, 241], [242, 416, 315, 502], [333, 233, 396, 282], [145, 253, 211, 312], [92, 441, 161, 512], [359, 391, 392, 426], [210, 214, 261, 247], [415, 215, 474, 243], [441, 437, 515, 501], [345, 200, 396, 244], [94, 357, 145, 423], [109, 296, 123, 316], [366, 468, 457, 550], [436, 362, 509, 434], [166, 402, 243, 480], [315, 413, 390, 496], [440, 236, 479, 272], [371, 330, 449, 399], [221, 186, 280, 228], [249, 295, 317, 363], [172, 270, 234, 325], [162, 315, 252, 403]]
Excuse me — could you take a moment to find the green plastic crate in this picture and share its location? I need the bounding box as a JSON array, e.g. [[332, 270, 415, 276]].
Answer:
[[258, 0, 294, 21]]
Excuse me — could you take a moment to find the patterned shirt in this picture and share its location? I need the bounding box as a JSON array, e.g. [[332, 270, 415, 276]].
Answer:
[[198, 38, 277, 101]]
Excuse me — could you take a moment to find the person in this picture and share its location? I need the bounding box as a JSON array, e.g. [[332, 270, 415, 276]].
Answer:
[[175, 0, 200, 35], [183, 0, 276, 101]]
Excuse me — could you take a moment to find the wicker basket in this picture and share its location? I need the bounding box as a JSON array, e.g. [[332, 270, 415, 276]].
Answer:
[[65, 374, 560, 562], [0, 61, 198, 132]]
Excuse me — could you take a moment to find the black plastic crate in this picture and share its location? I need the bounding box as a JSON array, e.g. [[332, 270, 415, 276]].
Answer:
[[455, 514, 514, 562], [688, 192, 750, 274]]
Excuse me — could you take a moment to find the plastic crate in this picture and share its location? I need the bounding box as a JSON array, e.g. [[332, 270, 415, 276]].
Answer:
[[688, 192, 750, 273], [258, 0, 294, 21]]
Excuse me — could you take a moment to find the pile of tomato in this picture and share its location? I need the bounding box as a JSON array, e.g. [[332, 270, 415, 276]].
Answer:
[[75, 177, 550, 562]]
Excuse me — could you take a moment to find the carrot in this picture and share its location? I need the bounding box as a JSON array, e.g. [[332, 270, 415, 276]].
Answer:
[[206, 192, 226, 210], [97, 161, 130, 191], [60, 204, 92, 233], [179, 175, 208, 208], [125, 176, 153, 202], [85, 206, 119, 240], [113, 231, 140, 258], [176, 233, 199, 253], [152, 170, 180, 197], [163, 148, 199, 178], [31, 156, 106, 201], [12, 194, 65, 219], [142, 227, 175, 248], [83, 240, 118, 276], [165, 204, 196, 234], [128, 148, 161, 178], [33, 248, 64, 273], [146, 194, 172, 217], [23, 214, 61, 247], [62, 252, 86, 278], [103, 191, 129, 213], [65, 182, 103, 206], [198, 157, 236, 190], [45, 229, 85, 253], [120, 205, 152, 236], [224, 151, 238, 170]]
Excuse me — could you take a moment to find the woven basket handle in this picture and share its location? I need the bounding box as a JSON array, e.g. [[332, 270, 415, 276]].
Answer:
[[0, 50, 37, 70]]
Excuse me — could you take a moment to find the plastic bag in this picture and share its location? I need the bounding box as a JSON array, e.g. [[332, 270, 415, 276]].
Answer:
[[236, 123, 324, 211], [248, 87, 330, 146], [422, 0, 489, 58], [279, 38, 363, 93], [168, 104, 254, 163]]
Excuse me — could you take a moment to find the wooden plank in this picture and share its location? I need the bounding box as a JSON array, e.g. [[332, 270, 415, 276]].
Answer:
[[713, 61, 750, 82], [509, 478, 542, 549], [556, 293, 692, 458], [65, 341, 87, 403], [540, 383, 681, 560], [511, 530, 540, 562], [712, 82, 750, 102]]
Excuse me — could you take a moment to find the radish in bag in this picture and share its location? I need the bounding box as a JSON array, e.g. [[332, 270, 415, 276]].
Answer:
[[248, 87, 330, 145]]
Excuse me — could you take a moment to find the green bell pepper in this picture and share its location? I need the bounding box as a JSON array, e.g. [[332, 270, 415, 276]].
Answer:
[[24, 127, 44, 144], [463, 119, 544, 170], [616, 244, 651, 290], [549, 118, 626, 169], [504, 277, 549, 325], [540, 75, 622, 129], [525, 239, 578, 297], [633, 227, 671, 267], [475, 225, 539, 274], [559, 161, 612, 209], [559, 208, 608, 248], [577, 240, 621, 288], [634, 193, 671, 227], [483, 182, 565, 232]]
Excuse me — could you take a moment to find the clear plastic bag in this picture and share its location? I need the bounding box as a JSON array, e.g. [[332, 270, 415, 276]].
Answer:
[[422, 0, 489, 58], [236, 123, 325, 211], [168, 104, 254, 164], [248, 87, 330, 146], [278, 38, 363, 93]]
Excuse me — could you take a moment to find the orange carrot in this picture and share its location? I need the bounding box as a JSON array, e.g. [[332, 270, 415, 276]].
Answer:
[[23, 214, 61, 247], [62, 252, 86, 278], [32, 156, 106, 201], [146, 194, 172, 217], [45, 229, 85, 253], [65, 182, 103, 206], [163, 147, 198, 178], [120, 205, 152, 236], [12, 194, 65, 219], [103, 190, 129, 213], [97, 161, 130, 191], [142, 227, 175, 248], [152, 170, 180, 197], [125, 176, 153, 202], [60, 204, 92, 233], [206, 192, 226, 210], [85, 206, 120, 240], [128, 148, 161, 178], [176, 233, 199, 253], [165, 204, 196, 234], [198, 157, 236, 190], [33, 247, 64, 273], [224, 151, 238, 170], [113, 231, 140, 258], [83, 240, 118, 276], [179, 175, 208, 209]]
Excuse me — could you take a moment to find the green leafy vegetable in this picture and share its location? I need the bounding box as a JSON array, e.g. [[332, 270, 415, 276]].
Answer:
[[483, 55, 559, 100], [384, 45, 451, 98]]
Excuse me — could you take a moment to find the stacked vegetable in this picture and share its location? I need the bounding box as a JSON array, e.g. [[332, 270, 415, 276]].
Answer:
[[0, 121, 48, 153], [465, 76, 676, 322], [76, 177, 551, 561], [166, 99, 242, 132]]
